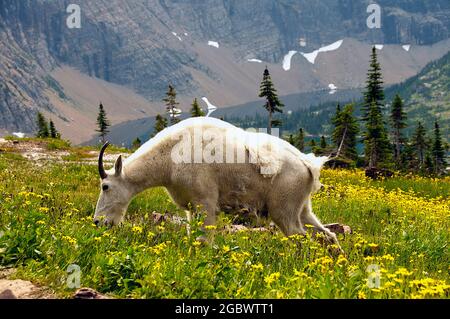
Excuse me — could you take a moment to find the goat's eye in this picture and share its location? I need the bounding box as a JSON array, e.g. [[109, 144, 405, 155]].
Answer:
[[102, 184, 109, 191]]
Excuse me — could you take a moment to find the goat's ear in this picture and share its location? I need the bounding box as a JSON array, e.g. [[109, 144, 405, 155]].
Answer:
[[114, 155, 122, 176]]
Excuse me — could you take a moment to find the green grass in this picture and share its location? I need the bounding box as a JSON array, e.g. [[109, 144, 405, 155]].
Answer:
[[0, 154, 448, 299], [3, 136, 72, 151]]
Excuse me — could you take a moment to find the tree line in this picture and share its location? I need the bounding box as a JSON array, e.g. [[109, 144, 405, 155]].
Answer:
[[263, 47, 447, 175], [90, 87, 206, 150], [35, 112, 60, 139]]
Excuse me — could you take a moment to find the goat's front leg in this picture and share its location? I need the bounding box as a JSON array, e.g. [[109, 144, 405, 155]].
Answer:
[[300, 199, 343, 254], [189, 200, 218, 243], [187, 182, 219, 242]]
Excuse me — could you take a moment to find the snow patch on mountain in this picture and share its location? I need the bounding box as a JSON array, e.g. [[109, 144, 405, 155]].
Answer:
[[208, 41, 219, 48], [301, 40, 343, 64], [282, 51, 298, 71], [12, 132, 25, 138], [328, 83, 337, 94], [248, 58, 263, 63], [171, 32, 182, 41]]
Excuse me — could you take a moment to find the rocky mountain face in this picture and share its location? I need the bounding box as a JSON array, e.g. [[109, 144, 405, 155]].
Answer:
[[0, 0, 449, 141]]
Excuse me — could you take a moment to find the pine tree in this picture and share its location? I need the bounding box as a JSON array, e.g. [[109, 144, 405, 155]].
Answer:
[[163, 84, 180, 125], [320, 136, 327, 149], [259, 67, 284, 134], [424, 152, 434, 175], [49, 120, 59, 139], [288, 134, 295, 146], [412, 122, 428, 169], [363, 47, 385, 118], [362, 47, 390, 169], [401, 142, 415, 171], [190, 98, 205, 117], [332, 104, 359, 162], [132, 137, 142, 150], [309, 139, 317, 154], [332, 103, 341, 126], [331, 104, 342, 147], [153, 114, 168, 137], [390, 94, 407, 166], [96, 103, 110, 143], [295, 128, 305, 152], [432, 120, 446, 174], [36, 112, 49, 138], [363, 100, 391, 168]]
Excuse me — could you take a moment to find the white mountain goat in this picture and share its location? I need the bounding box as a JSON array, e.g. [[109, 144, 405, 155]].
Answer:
[[93, 117, 341, 249]]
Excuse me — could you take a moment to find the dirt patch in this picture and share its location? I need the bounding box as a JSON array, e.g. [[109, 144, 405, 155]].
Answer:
[[0, 269, 55, 299], [1, 139, 128, 166]]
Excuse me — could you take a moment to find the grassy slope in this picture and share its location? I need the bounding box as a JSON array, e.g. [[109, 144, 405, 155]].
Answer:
[[0, 151, 448, 299], [386, 51, 450, 138]]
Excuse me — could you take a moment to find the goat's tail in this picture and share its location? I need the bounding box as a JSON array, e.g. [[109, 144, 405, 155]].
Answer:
[[300, 154, 329, 194]]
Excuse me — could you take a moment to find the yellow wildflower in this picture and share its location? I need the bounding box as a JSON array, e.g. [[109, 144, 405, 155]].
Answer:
[[132, 226, 143, 234], [357, 291, 366, 299], [264, 272, 281, 286], [251, 263, 264, 271]]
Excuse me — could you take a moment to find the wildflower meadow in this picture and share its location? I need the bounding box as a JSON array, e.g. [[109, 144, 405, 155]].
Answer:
[[0, 151, 448, 299]]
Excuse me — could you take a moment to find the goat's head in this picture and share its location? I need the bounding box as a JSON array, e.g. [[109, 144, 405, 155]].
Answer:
[[93, 142, 133, 227]]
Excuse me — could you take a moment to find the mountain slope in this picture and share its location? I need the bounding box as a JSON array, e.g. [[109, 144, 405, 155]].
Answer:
[[386, 51, 450, 137], [0, 0, 449, 142]]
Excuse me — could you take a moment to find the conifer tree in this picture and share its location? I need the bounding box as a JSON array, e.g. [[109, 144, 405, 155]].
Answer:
[[332, 103, 342, 125], [412, 121, 428, 169], [363, 47, 385, 118], [424, 152, 434, 175], [190, 98, 205, 117], [132, 137, 142, 150], [390, 94, 407, 165], [153, 114, 168, 137], [49, 120, 59, 139], [36, 112, 49, 138], [401, 142, 415, 171], [309, 139, 317, 154], [163, 84, 180, 125], [332, 104, 359, 162], [362, 47, 390, 168], [259, 67, 284, 134], [320, 136, 327, 149], [432, 120, 446, 173], [363, 100, 391, 168], [288, 134, 295, 146], [295, 128, 305, 152], [96, 103, 110, 143]]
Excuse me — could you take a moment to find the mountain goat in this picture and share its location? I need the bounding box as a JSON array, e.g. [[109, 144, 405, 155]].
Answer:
[[93, 117, 341, 249]]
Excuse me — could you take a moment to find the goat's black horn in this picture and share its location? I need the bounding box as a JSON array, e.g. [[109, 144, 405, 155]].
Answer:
[[98, 142, 110, 179]]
